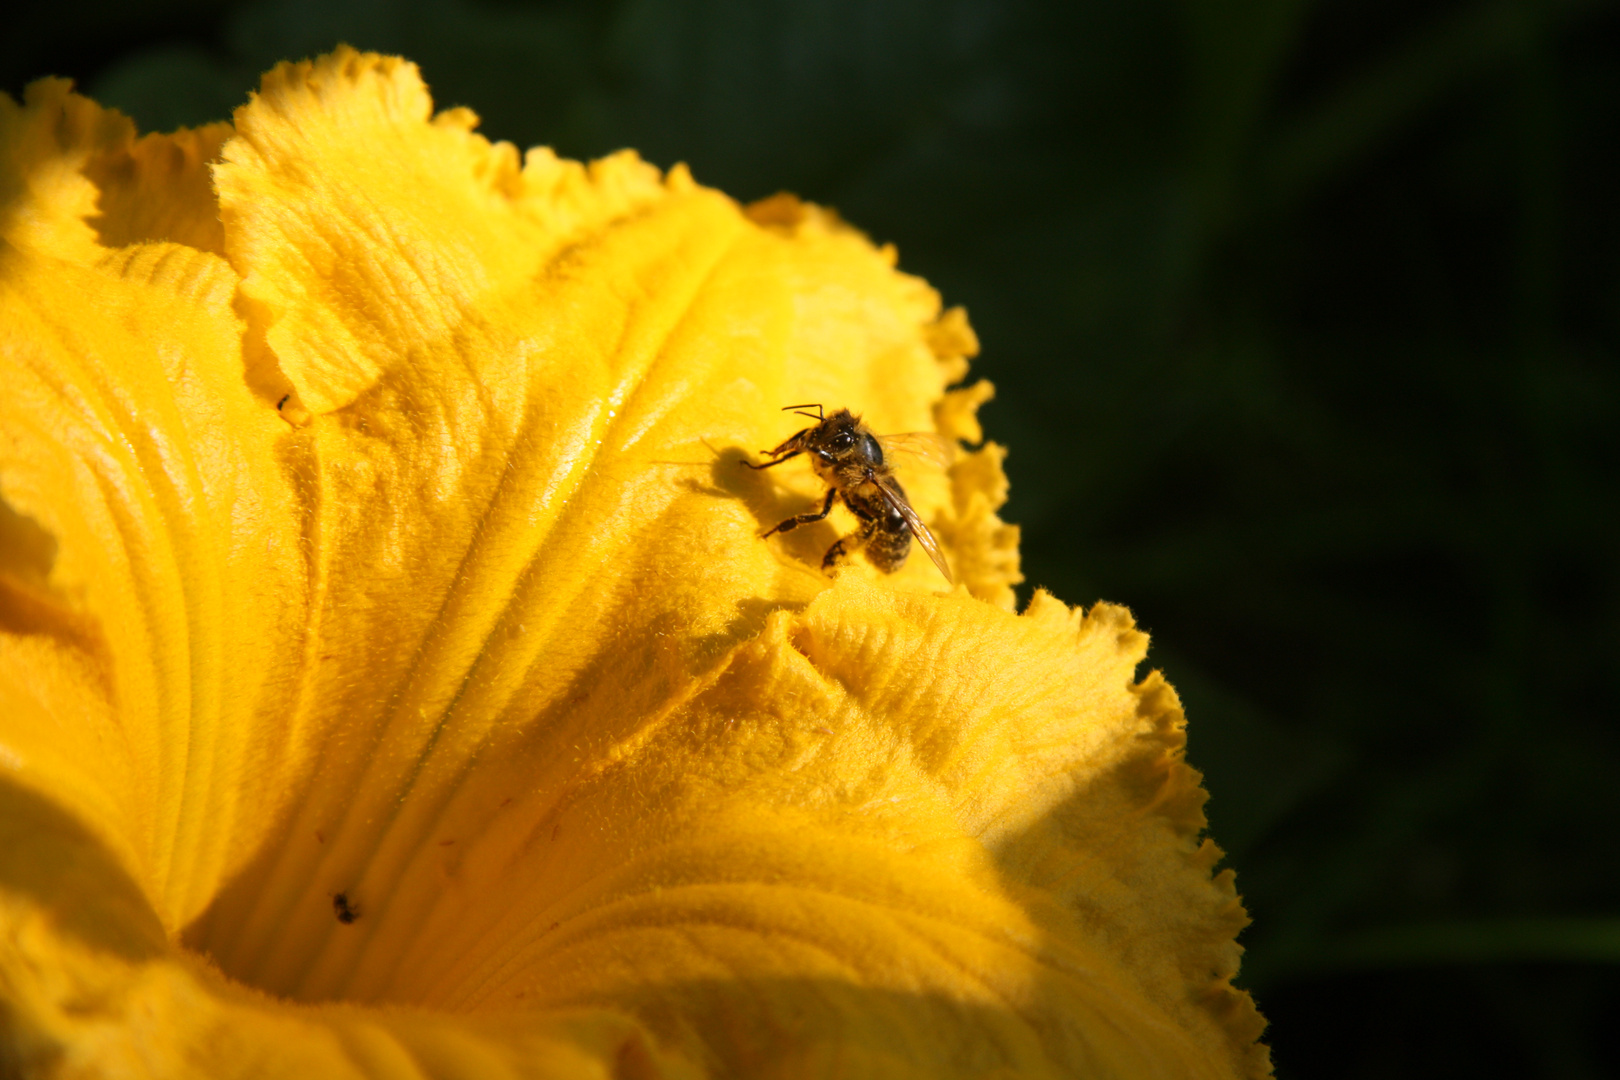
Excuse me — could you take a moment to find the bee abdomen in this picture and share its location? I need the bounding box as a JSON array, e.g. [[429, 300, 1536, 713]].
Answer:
[[865, 523, 911, 573]]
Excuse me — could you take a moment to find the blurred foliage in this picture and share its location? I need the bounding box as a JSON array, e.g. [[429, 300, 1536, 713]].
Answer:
[[6, 0, 1619, 1075]]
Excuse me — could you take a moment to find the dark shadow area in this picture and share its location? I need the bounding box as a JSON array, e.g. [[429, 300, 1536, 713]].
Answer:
[[0, 781, 162, 1077], [0, 778, 167, 962], [707, 440, 851, 578], [507, 975, 1228, 1074], [1260, 965, 1616, 1080]]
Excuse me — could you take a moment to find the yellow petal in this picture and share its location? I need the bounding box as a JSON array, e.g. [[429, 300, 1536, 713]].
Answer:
[[0, 241, 310, 927], [436, 580, 1267, 1077], [0, 79, 226, 262], [1, 48, 1266, 1079]]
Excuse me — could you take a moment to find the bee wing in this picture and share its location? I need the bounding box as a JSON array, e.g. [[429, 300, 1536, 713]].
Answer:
[[873, 474, 953, 585], [876, 431, 956, 469]]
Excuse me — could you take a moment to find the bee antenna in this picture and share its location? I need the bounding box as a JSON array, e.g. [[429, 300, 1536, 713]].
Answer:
[[782, 403, 824, 420]]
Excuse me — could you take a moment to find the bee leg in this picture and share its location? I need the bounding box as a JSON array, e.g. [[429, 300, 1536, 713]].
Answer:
[[822, 520, 876, 572], [762, 487, 838, 538], [743, 449, 802, 470]]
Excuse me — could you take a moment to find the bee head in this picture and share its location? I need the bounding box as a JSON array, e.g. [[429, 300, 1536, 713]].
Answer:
[[801, 410, 885, 478], [807, 410, 857, 458]]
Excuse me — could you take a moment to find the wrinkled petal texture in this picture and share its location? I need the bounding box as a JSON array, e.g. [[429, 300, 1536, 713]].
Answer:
[[0, 49, 1267, 1080]]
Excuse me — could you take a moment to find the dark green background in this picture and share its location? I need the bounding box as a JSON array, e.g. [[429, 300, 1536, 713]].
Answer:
[[7, 1, 1618, 1075]]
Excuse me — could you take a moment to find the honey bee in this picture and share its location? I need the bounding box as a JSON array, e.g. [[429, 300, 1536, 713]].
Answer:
[[744, 404, 952, 583]]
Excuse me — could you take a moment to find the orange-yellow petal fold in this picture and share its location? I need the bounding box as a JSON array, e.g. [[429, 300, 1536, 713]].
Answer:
[[0, 47, 1266, 1079]]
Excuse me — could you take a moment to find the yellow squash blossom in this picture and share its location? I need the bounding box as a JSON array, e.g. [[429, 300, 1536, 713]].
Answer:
[[0, 48, 1269, 1078]]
